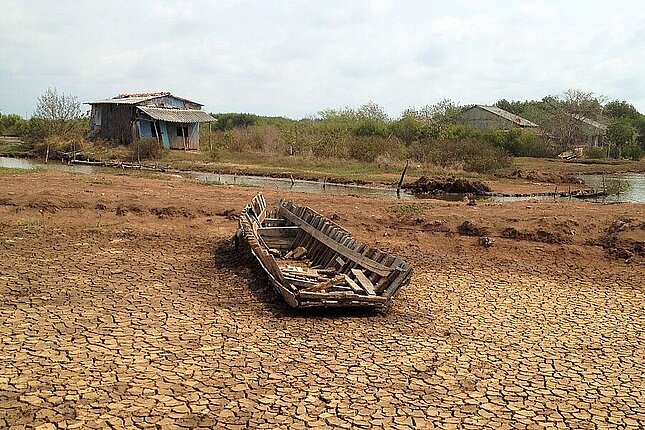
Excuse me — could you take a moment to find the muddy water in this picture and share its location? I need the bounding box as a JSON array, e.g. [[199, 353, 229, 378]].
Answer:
[[0, 156, 417, 200], [578, 173, 645, 204], [2, 157, 643, 203]]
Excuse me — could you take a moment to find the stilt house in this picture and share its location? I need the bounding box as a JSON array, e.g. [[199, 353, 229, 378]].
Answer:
[[87, 92, 215, 149]]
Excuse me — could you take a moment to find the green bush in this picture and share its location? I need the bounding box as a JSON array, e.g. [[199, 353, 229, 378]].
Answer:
[[622, 144, 644, 160], [347, 136, 405, 163], [584, 146, 607, 159], [483, 128, 557, 157], [408, 139, 512, 173], [130, 137, 164, 161]]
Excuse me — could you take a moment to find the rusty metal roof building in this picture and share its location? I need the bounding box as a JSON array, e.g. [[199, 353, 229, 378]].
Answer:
[[87, 91, 212, 150], [138, 106, 214, 123]]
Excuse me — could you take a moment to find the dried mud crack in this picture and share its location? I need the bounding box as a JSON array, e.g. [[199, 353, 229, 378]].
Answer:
[[0, 170, 644, 429]]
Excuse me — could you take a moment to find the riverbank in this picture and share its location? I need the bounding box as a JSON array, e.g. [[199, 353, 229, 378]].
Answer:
[[4, 148, 645, 198], [0, 169, 643, 429]]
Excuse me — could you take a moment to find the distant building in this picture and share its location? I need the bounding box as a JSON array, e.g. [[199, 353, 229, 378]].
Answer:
[[460, 105, 539, 131], [87, 92, 215, 149], [570, 115, 607, 147]]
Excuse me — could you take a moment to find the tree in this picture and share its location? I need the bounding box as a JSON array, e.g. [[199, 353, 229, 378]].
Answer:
[[34, 87, 82, 137], [603, 100, 640, 120], [542, 89, 605, 151], [606, 118, 637, 157]]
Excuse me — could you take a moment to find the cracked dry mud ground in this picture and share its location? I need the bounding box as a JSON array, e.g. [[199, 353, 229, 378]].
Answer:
[[1, 171, 644, 429]]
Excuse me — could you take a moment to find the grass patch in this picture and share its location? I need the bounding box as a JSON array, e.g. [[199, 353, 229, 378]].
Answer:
[[89, 178, 113, 185], [19, 218, 42, 228], [111, 170, 170, 180], [0, 166, 35, 175], [508, 157, 645, 174], [390, 204, 426, 217]]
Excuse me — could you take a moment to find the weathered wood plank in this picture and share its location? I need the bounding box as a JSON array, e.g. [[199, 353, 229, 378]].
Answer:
[[258, 226, 301, 238], [343, 274, 363, 294], [299, 291, 387, 303], [280, 206, 393, 277], [351, 268, 376, 296]]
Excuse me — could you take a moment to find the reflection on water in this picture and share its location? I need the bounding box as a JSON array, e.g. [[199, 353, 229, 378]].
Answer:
[[2, 157, 643, 203], [578, 174, 645, 203], [0, 156, 417, 200], [190, 171, 417, 200]]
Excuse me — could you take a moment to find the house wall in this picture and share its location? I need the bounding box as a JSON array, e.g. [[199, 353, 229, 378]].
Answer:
[[90, 105, 137, 144], [141, 96, 201, 110], [168, 123, 199, 150], [460, 106, 520, 131], [575, 122, 606, 147]]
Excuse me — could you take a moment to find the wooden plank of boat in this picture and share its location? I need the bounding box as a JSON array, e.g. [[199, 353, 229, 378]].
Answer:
[[258, 226, 301, 237], [351, 268, 376, 296], [299, 291, 387, 303], [343, 274, 363, 294], [278, 206, 393, 277], [303, 274, 345, 292]]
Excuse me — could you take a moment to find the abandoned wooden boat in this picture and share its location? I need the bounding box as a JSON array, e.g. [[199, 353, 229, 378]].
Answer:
[[235, 193, 413, 310]]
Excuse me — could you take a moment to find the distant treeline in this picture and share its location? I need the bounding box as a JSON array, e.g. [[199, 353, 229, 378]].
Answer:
[[205, 91, 645, 170], [2, 89, 644, 172]]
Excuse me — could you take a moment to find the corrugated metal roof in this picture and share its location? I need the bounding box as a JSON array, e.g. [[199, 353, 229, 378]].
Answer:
[[137, 107, 215, 123], [87, 92, 203, 106], [474, 105, 539, 128], [572, 114, 607, 131], [88, 95, 161, 105]]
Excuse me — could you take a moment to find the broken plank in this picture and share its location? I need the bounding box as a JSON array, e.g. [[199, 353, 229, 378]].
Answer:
[[279, 206, 393, 277], [343, 274, 363, 294], [303, 275, 345, 292], [351, 269, 376, 296]]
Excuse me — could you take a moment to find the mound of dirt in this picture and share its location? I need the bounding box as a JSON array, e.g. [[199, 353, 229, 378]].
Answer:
[[501, 227, 567, 244], [457, 221, 489, 237], [404, 176, 492, 195], [496, 169, 584, 185], [589, 218, 645, 260], [150, 206, 195, 219]]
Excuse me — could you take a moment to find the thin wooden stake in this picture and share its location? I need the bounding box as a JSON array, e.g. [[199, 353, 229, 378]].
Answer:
[[396, 160, 409, 199]]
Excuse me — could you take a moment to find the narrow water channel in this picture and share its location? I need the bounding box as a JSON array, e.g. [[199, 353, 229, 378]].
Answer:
[[1, 156, 643, 203]]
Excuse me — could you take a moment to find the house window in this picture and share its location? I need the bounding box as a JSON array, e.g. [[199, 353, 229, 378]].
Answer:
[[177, 126, 189, 137]]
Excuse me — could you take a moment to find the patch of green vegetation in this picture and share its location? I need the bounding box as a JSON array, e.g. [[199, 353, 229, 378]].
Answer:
[[390, 204, 426, 217], [19, 218, 42, 228], [0, 166, 35, 175], [89, 178, 113, 185], [111, 170, 170, 180]]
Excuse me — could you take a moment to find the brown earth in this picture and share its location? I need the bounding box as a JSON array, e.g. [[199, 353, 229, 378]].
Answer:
[[1, 170, 644, 429]]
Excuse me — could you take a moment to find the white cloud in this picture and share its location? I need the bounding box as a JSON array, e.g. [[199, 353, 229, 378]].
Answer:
[[1, 0, 645, 117]]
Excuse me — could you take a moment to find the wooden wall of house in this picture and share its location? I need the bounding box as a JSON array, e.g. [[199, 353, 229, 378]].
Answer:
[[168, 123, 199, 150], [460, 106, 517, 131], [92, 105, 137, 144], [141, 96, 202, 110]]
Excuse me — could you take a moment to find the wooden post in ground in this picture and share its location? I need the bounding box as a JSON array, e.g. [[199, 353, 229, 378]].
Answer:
[[208, 122, 212, 152], [396, 160, 409, 199]]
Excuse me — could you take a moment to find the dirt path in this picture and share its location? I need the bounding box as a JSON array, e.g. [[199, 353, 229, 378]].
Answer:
[[0, 171, 644, 429]]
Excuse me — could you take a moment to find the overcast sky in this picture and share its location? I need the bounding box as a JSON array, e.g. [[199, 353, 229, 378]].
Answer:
[[1, 0, 644, 118]]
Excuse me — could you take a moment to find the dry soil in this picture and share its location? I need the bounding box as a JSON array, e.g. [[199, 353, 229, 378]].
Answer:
[[0, 170, 644, 429]]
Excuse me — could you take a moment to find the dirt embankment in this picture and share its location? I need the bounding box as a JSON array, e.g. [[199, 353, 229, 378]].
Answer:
[[403, 175, 492, 195]]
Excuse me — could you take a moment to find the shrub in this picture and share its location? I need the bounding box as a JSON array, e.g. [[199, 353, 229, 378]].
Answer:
[[408, 139, 512, 173], [130, 137, 164, 161], [584, 146, 607, 159], [622, 144, 644, 160], [347, 136, 405, 163]]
